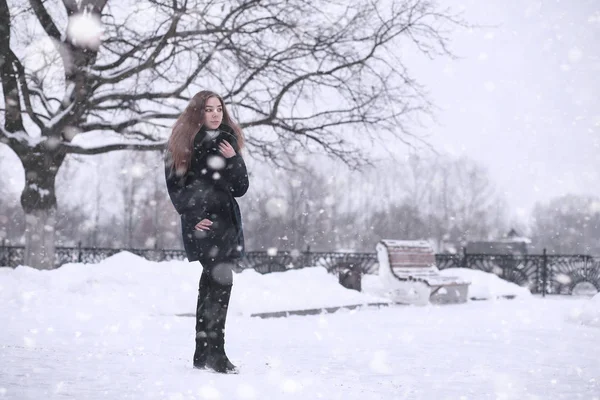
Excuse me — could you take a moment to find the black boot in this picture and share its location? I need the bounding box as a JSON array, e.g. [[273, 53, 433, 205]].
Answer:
[[193, 269, 210, 369], [204, 263, 238, 374], [205, 328, 238, 373], [205, 324, 238, 373], [205, 353, 238, 374], [193, 333, 208, 369]]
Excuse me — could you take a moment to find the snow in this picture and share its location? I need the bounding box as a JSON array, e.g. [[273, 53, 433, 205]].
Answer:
[[27, 183, 51, 198], [439, 268, 532, 300], [499, 236, 532, 244], [233, 267, 388, 316], [0, 128, 44, 147], [207, 155, 226, 170], [1, 252, 599, 399], [568, 293, 600, 328], [567, 48, 583, 64], [66, 13, 104, 50], [44, 102, 75, 130], [379, 239, 431, 248], [265, 197, 288, 218], [361, 267, 530, 303]]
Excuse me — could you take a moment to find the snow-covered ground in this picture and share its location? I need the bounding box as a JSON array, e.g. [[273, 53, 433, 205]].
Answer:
[[1, 252, 599, 399]]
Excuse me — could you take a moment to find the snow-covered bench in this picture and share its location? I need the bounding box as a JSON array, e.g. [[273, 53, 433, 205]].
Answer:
[[376, 240, 470, 305]]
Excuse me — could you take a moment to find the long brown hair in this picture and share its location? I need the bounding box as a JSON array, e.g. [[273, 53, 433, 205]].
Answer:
[[167, 90, 245, 176]]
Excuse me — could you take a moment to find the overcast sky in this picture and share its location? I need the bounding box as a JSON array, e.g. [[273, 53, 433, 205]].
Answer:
[[404, 0, 599, 218]]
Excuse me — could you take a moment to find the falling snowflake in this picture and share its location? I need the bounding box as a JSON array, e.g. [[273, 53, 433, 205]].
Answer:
[[484, 81, 496, 92], [129, 163, 145, 178], [207, 155, 225, 170], [67, 13, 104, 50], [265, 197, 288, 218]]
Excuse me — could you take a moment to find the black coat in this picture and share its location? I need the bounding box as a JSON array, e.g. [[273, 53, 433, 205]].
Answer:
[[165, 124, 249, 262]]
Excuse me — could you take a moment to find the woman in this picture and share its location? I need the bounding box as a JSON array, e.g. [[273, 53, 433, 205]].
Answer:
[[164, 90, 249, 374]]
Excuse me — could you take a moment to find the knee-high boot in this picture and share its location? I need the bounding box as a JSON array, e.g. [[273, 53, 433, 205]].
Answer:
[[203, 261, 237, 373], [193, 268, 211, 368]]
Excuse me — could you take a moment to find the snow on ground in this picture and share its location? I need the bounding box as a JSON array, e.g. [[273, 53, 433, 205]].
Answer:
[[232, 267, 389, 316], [568, 293, 600, 328], [439, 268, 532, 300], [1, 252, 599, 399]]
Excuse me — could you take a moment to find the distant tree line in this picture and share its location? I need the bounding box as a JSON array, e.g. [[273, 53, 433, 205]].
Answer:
[[2, 150, 598, 255]]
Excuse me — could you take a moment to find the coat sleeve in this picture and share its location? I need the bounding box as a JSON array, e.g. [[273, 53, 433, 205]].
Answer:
[[164, 151, 210, 217], [195, 134, 249, 198], [164, 152, 190, 215], [222, 154, 249, 197]]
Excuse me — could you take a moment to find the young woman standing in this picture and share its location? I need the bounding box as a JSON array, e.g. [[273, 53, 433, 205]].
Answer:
[[165, 90, 249, 373]]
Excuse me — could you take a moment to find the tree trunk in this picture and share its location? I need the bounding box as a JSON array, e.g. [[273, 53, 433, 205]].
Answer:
[[20, 151, 64, 269], [24, 208, 57, 270]]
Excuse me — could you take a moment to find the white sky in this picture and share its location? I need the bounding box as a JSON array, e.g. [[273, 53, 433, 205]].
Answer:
[[404, 0, 600, 218]]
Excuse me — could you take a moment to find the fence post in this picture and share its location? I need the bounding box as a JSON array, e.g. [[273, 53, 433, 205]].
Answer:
[[305, 245, 311, 269], [542, 248, 547, 297], [462, 247, 468, 269], [154, 241, 163, 262], [78, 241, 83, 263]]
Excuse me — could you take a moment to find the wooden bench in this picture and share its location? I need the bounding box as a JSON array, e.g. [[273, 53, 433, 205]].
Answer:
[[376, 239, 470, 305]]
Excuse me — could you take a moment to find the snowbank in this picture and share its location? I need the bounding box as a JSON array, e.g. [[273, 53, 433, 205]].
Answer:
[[0, 252, 390, 318], [568, 293, 600, 328], [0, 254, 538, 321], [230, 267, 389, 316], [1, 252, 202, 319], [440, 268, 532, 300]]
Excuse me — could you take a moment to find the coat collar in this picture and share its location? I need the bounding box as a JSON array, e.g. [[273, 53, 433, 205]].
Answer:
[[194, 123, 239, 151]]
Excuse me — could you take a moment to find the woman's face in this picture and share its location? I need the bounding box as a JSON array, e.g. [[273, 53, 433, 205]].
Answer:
[[204, 96, 223, 130]]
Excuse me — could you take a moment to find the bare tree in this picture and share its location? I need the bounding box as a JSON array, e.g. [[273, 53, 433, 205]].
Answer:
[[354, 154, 507, 251], [0, 0, 461, 268], [92, 159, 103, 247], [530, 195, 600, 255], [445, 156, 505, 242]]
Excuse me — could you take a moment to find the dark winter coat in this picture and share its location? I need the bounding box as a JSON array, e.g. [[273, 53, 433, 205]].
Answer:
[[165, 124, 249, 262]]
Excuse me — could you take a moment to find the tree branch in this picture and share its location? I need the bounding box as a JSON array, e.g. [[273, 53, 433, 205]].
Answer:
[[0, 0, 26, 146], [63, 141, 166, 155], [10, 49, 47, 129], [94, 12, 183, 85], [79, 112, 180, 133], [28, 0, 62, 40]]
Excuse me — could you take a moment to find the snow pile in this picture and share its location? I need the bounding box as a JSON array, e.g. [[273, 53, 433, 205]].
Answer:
[[568, 293, 600, 328], [361, 273, 388, 298], [0, 252, 390, 319], [362, 267, 531, 301], [231, 267, 389, 316], [0, 252, 199, 324], [440, 268, 531, 300], [0, 253, 538, 321]]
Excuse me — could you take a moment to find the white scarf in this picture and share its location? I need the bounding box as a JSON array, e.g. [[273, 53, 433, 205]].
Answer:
[[206, 130, 219, 140]]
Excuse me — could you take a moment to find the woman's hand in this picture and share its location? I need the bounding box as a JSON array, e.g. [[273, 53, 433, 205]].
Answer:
[[195, 219, 213, 231], [218, 140, 236, 159]]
